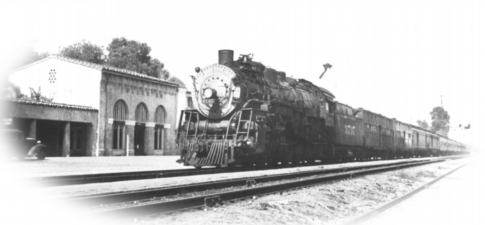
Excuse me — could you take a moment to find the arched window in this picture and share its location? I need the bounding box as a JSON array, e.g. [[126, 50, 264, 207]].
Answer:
[[112, 100, 128, 150], [155, 106, 166, 124], [154, 105, 166, 150], [113, 100, 128, 121], [135, 103, 149, 122]]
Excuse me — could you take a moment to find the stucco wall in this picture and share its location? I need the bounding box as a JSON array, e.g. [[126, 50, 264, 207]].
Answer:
[[9, 58, 102, 110]]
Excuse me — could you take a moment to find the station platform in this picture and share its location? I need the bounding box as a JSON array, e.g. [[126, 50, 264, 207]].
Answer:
[[364, 154, 485, 225], [7, 155, 186, 177]]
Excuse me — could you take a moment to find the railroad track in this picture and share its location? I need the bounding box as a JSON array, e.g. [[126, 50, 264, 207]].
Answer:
[[28, 168, 223, 187], [61, 157, 462, 222], [28, 157, 456, 187], [29, 161, 337, 187], [346, 158, 471, 225]]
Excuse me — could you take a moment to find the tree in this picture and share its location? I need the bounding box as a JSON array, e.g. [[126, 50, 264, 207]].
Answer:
[[58, 40, 106, 64], [430, 106, 450, 136], [168, 76, 186, 88], [9, 49, 49, 71], [3, 48, 49, 99], [55, 38, 177, 83], [3, 82, 25, 99], [159, 68, 171, 80], [106, 37, 164, 78], [29, 87, 53, 102], [417, 120, 429, 130]]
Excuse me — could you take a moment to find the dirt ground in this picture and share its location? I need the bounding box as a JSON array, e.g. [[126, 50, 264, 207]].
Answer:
[[133, 158, 469, 225]]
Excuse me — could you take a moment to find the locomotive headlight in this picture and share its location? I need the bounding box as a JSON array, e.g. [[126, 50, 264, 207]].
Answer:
[[233, 87, 241, 99], [203, 88, 213, 99]]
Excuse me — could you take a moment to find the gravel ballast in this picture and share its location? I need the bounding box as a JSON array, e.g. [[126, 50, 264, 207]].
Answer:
[[2, 156, 471, 225], [131, 158, 470, 225]]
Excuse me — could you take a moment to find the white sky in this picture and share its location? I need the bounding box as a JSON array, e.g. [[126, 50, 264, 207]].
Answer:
[[1, 0, 484, 148]]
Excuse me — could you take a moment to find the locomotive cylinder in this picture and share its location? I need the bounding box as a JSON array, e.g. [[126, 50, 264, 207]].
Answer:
[[218, 49, 234, 66]]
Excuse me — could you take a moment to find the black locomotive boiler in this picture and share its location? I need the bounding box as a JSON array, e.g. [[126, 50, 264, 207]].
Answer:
[[176, 50, 468, 168]]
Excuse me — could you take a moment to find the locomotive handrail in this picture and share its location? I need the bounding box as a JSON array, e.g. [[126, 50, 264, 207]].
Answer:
[[241, 99, 266, 108]]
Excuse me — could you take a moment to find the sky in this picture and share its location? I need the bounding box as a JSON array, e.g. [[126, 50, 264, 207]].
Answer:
[[1, 0, 484, 148]]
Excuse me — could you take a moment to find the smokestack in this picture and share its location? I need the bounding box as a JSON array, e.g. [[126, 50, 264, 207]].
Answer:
[[218, 50, 234, 66]]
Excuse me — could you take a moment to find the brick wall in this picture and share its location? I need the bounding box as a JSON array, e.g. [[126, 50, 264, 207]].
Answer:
[[100, 71, 179, 156]]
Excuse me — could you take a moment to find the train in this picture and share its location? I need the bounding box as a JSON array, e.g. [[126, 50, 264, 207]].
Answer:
[[175, 50, 468, 168]]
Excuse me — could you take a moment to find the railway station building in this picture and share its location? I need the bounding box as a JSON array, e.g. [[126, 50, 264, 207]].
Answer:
[[4, 56, 189, 157]]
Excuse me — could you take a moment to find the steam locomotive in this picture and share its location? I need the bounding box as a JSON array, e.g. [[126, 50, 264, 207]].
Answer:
[[176, 50, 468, 168]]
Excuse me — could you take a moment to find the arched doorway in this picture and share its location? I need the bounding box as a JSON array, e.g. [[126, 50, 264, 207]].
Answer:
[[134, 103, 148, 155], [113, 100, 128, 153], [154, 106, 166, 153]]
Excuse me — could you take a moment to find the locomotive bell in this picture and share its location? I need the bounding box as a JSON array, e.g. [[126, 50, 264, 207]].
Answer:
[[218, 50, 234, 65]]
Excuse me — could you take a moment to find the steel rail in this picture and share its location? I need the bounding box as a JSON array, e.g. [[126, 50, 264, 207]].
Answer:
[[28, 168, 225, 187], [60, 159, 424, 207], [84, 158, 447, 221], [28, 161, 336, 187], [29, 156, 461, 187], [346, 159, 471, 225]]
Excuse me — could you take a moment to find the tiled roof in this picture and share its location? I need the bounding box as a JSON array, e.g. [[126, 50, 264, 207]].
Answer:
[[53, 56, 103, 70], [8, 98, 98, 111], [13, 55, 178, 87], [52, 55, 178, 86]]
